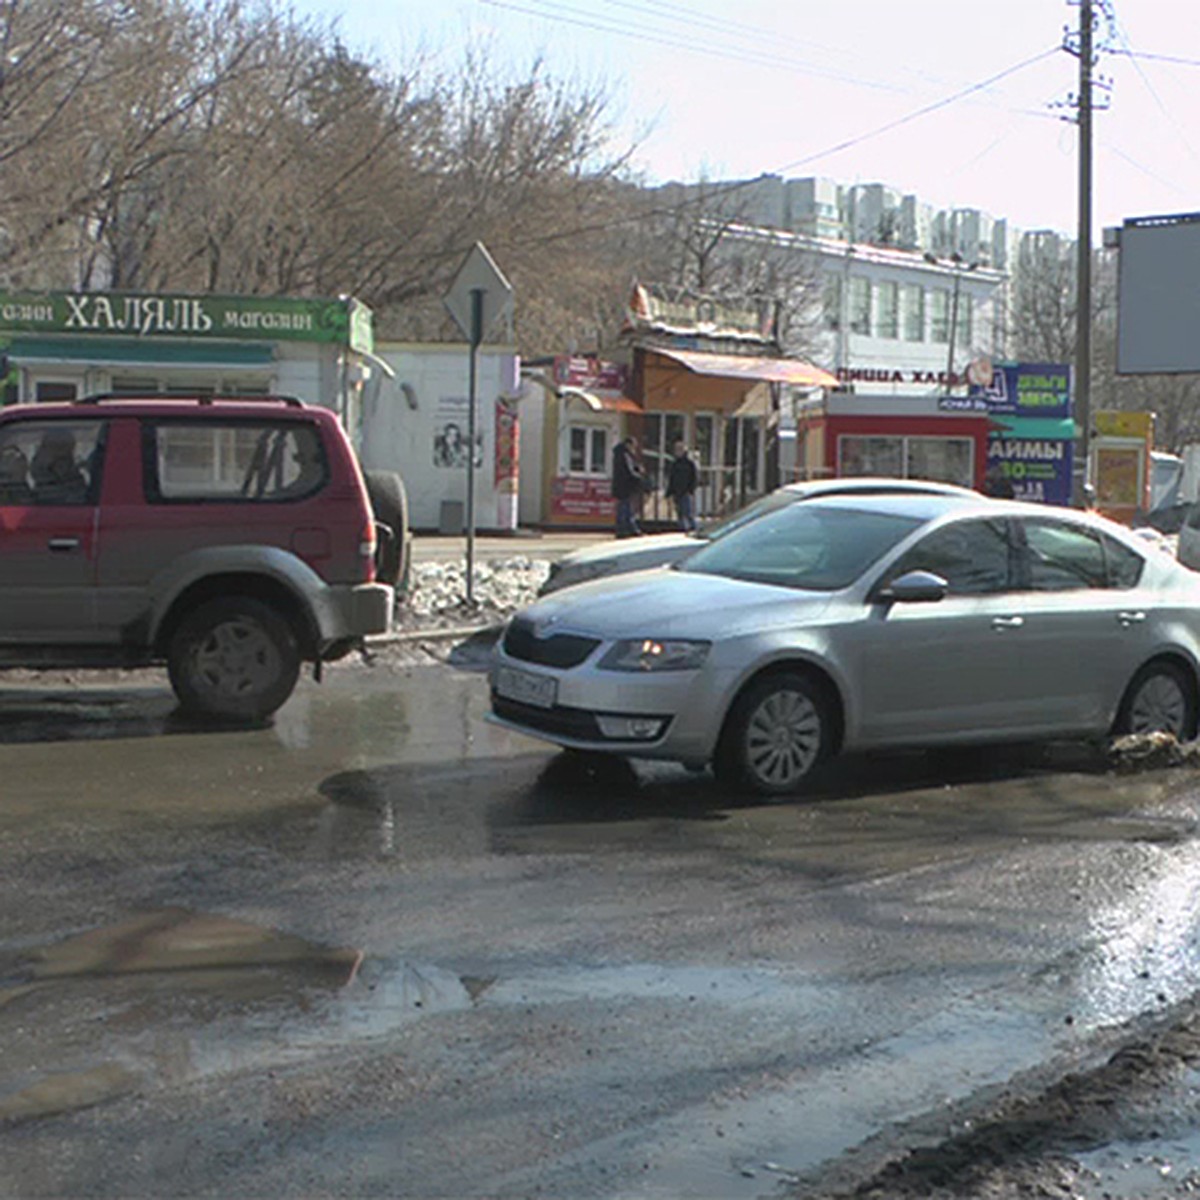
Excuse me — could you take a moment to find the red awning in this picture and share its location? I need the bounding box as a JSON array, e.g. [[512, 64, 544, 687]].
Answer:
[[649, 346, 838, 388]]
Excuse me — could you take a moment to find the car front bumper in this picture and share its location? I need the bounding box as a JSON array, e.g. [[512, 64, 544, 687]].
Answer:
[[486, 645, 729, 764]]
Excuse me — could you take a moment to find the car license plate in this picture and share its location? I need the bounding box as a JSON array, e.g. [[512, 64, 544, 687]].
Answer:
[[495, 665, 557, 709]]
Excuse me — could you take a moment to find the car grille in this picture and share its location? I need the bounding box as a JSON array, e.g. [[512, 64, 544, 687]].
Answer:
[[502, 616, 600, 668], [492, 696, 604, 738]]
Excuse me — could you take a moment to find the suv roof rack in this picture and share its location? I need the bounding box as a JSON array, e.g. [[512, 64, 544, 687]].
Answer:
[[73, 393, 308, 408]]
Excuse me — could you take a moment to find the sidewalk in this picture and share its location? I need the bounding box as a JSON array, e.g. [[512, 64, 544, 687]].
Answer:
[[411, 529, 613, 564]]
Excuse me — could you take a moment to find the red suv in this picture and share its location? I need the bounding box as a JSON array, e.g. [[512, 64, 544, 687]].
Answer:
[[0, 394, 394, 720]]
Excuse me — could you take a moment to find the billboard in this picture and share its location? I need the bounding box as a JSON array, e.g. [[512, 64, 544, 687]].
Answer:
[[1116, 213, 1200, 374]]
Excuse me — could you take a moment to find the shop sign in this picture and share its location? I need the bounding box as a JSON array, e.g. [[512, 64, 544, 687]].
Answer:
[[550, 475, 614, 520], [495, 399, 519, 493], [968, 362, 1070, 418], [986, 436, 1074, 505], [839, 366, 964, 387], [0, 291, 360, 345], [554, 356, 627, 392]]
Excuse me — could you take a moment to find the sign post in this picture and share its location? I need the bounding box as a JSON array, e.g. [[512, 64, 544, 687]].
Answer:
[[443, 243, 513, 604]]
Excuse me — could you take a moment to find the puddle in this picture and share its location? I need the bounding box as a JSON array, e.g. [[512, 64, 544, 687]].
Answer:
[[0, 1063, 138, 1123], [26, 907, 362, 987]]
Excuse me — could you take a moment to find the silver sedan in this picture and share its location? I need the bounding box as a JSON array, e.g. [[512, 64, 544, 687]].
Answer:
[[490, 494, 1200, 796]]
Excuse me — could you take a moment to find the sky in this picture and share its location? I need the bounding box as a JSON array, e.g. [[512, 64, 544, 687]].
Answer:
[[286, 0, 1200, 238]]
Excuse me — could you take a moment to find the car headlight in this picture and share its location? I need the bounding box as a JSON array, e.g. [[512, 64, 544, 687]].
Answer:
[[598, 638, 710, 672]]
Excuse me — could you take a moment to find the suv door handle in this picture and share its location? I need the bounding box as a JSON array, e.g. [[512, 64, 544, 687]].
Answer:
[[991, 616, 1024, 631], [1117, 610, 1147, 627], [47, 537, 80, 553]]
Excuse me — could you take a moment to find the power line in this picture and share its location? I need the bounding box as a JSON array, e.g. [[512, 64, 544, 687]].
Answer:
[[1113, 48, 1200, 68], [482, 46, 1062, 256]]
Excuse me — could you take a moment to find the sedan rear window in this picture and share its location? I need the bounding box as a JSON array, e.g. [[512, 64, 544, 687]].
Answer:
[[680, 505, 923, 591]]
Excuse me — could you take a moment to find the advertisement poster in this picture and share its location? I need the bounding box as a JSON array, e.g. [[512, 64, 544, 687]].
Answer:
[[986, 436, 1074, 506], [968, 363, 1071, 418], [550, 475, 614, 521], [433, 395, 484, 469]]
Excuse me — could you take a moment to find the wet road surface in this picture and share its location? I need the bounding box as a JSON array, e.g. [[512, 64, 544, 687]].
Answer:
[[2, 655, 1200, 1197]]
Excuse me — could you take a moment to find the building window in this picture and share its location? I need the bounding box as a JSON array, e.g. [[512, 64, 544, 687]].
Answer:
[[930, 288, 950, 343], [850, 277, 871, 336], [877, 282, 898, 339], [954, 295, 972, 348], [823, 276, 842, 331], [567, 425, 608, 476], [902, 285, 924, 341]]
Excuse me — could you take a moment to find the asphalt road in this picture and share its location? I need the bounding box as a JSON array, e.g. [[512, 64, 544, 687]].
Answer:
[[3, 653, 1200, 1197]]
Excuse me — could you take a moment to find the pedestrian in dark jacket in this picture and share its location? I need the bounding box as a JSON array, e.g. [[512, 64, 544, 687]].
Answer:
[[664, 439, 699, 531], [611, 436, 645, 538]]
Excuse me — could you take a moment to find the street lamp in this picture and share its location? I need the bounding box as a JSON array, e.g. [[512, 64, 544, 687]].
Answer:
[[925, 252, 980, 391]]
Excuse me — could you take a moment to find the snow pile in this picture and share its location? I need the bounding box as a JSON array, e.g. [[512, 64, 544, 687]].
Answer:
[[395, 556, 551, 633]]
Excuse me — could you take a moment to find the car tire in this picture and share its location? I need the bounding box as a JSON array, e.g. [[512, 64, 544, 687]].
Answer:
[[714, 670, 832, 797], [364, 470, 409, 591], [168, 597, 301, 722], [1113, 660, 1197, 741]]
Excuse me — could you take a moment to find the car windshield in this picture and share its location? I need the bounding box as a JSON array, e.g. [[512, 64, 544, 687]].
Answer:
[[697, 489, 802, 540], [679, 503, 924, 591]]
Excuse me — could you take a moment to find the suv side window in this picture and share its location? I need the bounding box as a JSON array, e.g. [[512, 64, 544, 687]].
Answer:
[[890, 517, 1015, 595], [145, 420, 327, 503], [0, 420, 105, 506]]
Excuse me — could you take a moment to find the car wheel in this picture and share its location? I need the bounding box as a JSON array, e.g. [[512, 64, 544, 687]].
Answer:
[[364, 470, 409, 591], [714, 671, 831, 797], [168, 597, 301, 721], [1114, 660, 1197, 741]]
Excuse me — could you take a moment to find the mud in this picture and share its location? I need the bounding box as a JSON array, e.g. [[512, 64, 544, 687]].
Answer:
[[801, 1001, 1200, 1198]]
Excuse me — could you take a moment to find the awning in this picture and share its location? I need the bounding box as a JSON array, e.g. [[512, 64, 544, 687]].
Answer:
[[9, 335, 276, 369], [560, 386, 641, 414], [648, 346, 838, 388]]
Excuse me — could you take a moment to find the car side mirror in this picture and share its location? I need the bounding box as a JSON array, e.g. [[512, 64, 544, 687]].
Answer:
[[875, 569, 949, 604]]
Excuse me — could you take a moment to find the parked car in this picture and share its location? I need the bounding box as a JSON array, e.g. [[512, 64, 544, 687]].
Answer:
[[1176, 502, 1200, 571], [537, 476, 982, 596], [0, 394, 395, 720], [492, 493, 1200, 796]]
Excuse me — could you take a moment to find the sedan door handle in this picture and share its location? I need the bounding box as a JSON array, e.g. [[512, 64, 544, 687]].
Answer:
[[47, 537, 80, 553], [991, 616, 1024, 631], [1117, 610, 1147, 627]]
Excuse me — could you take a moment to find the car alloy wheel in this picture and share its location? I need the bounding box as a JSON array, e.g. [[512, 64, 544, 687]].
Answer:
[[716, 671, 831, 797], [1116, 661, 1196, 741]]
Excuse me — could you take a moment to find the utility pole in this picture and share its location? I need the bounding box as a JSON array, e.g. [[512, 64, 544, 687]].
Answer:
[[1074, 0, 1094, 506]]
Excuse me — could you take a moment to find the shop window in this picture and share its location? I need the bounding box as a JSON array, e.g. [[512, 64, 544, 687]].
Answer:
[[877, 282, 898, 339], [567, 426, 607, 477], [694, 414, 716, 467], [849, 277, 871, 336], [839, 435, 903, 477], [905, 436, 973, 487], [930, 289, 950, 343], [902, 285, 924, 342]]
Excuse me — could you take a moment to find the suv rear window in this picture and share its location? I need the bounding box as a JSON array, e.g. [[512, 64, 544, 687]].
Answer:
[[145, 420, 327, 502]]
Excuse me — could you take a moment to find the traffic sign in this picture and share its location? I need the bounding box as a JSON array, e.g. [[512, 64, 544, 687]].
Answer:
[[444, 242, 513, 345]]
